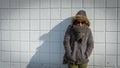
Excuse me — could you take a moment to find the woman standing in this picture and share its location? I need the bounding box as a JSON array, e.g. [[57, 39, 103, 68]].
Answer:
[[63, 10, 94, 68]]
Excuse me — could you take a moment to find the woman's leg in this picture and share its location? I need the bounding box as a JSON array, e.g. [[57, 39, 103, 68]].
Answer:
[[78, 62, 88, 68]]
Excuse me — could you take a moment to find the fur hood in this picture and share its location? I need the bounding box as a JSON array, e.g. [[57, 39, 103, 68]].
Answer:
[[70, 10, 90, 27]]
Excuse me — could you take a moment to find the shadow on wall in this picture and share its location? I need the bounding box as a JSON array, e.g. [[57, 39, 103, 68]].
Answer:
[[27, 17, 72, 68]]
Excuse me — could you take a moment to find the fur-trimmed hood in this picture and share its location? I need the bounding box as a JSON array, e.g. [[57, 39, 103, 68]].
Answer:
[[70, 10, 90, 27]]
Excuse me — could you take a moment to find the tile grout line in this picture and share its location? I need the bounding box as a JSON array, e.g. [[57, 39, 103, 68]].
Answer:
[[9, 0, 11, 68], [18, 0, 21, 68], [50, 0, 51, 67], [39, 0, 41, 66], [28, 0, 30, 67], [105, 0, 107, 68], [1, 7, 120, 9], [116, 0, 119, 67], [93, 0, 95, 68]]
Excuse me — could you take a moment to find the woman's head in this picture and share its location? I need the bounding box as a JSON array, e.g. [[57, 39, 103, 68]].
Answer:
[[70, 10, 90, 27]]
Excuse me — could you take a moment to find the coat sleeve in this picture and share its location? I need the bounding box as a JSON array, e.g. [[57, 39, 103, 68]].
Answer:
[[85, 29, 94, 58], [63, 25, 72, 57]]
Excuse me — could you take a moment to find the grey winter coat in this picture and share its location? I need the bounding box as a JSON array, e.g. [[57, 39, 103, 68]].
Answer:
[[63, 10, 94, 64]]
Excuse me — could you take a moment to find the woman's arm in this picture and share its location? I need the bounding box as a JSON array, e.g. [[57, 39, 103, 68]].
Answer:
[[85, 29, 94, 58], [63, 25, 72, 57]]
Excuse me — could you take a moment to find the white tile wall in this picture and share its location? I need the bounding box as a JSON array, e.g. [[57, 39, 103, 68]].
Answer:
[[94, 66, 105, 68], [118, 44, 120, 55], [0, 0, 9, 8], [20, 31, 29, 41], [10, 0, 19, 8], [0, 0, 119, 68], [11, 31, 20, 41], [118, 20, 120, 31], [2, 52, 10, 62], [61, 9, 71, 19], [83, 8, 94, 20], [95, 20, 105, 31], [94, 55, 105, 66], [106, 32, 117, 43], [118, 32, 120, 43], [1, 20, 10, 30], [2, 41, 10, 51], [40, 0, 50, 8], [20, 9, 29, 19], [106, 43, 117, 55], [0, 42, 2, 50], [106, 8, 117, 19], [30, 9, 39, 19], [95, 32, 105, 43], [107, 0, 117, 7], [19, 0, 29, 8], [10, 9, 19, 19], [119, 9, 120, 20], [106, 20, 117, 31], [11, 52, 20, 62], [20, 42, 29, 52], [20, 52, 29, 62], [51, 9, 61, 19], [50, 20, 61, 30], [119, 0, 120, 7], [1, 62, 10, 68], [10, 20, 20, 30], [72, 0, 82, 8], [40, 9, 50, 19], [95, 8, 105, 19], [11, 63, 20, 68], [94, 43, 105, 54], [118, 56, 120, 66], [0, 9, 10, 19], [51, 0, 60, 8], [62, 0, 71, 8], [83, 0, 94, 8], [95, 0, 105, 8], [40, 20, 50, 30], [1, 31, 10, 40], [30, 0, 39, 8], [106, 56, 117, 66], [20, 20, 29, 30], [11, 41, 20, 51], [30, 31, 40, 41], [30, 20, 40, 30]]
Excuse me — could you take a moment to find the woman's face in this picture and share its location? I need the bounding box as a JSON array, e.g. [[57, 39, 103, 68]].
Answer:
[[73, 20, 85, 27], [79, 22, 83, 27]]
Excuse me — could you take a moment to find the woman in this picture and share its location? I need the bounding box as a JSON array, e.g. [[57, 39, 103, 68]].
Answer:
[[63, 10, 94, 68]]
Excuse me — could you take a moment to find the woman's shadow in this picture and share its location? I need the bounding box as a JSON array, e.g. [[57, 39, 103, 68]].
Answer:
[[27, 17, 72, 68]]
